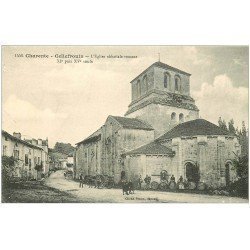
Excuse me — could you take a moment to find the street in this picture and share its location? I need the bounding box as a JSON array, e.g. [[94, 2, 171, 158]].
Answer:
[[45, 170, 248, 203]]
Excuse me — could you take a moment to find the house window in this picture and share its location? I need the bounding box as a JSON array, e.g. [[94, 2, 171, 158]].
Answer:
[[143, 75, 148, 92], [171, 112, 176, 121], [164, 73, 170, 89], [3, 145, 7, 156], [179, 113, 184, 123], [25, 154, 29, 165], [14, 150, 19, 159], [34, 157, 37, 165], [29, 149, 31, 155], [38, 157, 41, 165]]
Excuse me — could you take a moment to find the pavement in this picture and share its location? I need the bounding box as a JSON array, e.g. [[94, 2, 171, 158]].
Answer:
[[45, 170, 248, 203]]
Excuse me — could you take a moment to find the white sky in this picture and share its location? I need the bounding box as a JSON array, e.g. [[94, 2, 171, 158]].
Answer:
[[2, 46, 249, 148]]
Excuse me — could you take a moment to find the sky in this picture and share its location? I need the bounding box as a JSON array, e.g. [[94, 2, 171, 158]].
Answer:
[[2, 46, 249, 148]]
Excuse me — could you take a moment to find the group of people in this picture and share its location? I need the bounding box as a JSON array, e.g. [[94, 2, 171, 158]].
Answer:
[[78, 172, 188, 191], [136, 174, 185, 189]]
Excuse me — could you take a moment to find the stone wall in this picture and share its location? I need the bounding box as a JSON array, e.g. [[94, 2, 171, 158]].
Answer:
[[163, 135, 239, 187], [75, 117, 154, 183], [154, 66, 190, 96], [124, 154, 172, 182], [1, 134, 47, 180], [127, 103, 199, 137]]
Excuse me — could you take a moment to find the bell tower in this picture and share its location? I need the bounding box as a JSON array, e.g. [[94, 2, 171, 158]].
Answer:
[[125, 61, 199, 138]]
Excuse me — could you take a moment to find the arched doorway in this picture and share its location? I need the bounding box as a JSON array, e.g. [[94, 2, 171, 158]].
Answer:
[[185, 162, 200, 183]]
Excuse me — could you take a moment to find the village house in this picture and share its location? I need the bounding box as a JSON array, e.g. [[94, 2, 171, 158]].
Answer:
[[75, 61, 240, 188], [2, 130, 49, 180]]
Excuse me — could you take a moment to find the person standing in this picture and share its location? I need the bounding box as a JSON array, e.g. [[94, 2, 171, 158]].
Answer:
[[144, 175, 151, 190], [79, 173, 84, 188], [138, 175, 143, 190]]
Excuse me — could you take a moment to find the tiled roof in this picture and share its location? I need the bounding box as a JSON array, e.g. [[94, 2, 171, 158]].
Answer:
[[156, 119, 234, 141], [122, 141, 174, 156], [2, 130, 43, 150], [111, 116, 154, 131], [130, 61, 191, 83]]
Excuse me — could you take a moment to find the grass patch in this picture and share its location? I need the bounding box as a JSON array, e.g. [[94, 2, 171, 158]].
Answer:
[[2, 180, 80, 203]]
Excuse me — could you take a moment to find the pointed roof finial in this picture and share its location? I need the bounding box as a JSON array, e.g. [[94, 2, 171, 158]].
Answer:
[[158, 53, 160, 62]]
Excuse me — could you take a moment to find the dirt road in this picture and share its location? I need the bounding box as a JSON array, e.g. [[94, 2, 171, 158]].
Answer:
[[45, 170, 248, 203]]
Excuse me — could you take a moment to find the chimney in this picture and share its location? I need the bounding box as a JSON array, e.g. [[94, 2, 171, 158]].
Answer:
[[38, 139, 42, 146], [13, 132, 21, 139]]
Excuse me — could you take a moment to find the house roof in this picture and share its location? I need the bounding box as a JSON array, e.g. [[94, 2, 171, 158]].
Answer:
[[110, 116, 154, 131], [156, 119, 234, 141], [122, 141, 174, 156], [2, 130, 43, 150], [130, 61, 191, 83], [76, 128, 102, 146]]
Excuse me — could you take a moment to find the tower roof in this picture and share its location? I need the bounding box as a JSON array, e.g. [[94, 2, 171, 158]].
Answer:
[[156, 119, 235, 141]]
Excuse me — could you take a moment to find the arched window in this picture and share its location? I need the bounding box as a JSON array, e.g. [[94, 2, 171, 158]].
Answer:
[[179, 113, 184, 123], [137, 80, 141, 98], [175, 75, 181, 92], [171, 112, 176, 121], [143, 75, 148, 92], [164, 72, 170, 89]]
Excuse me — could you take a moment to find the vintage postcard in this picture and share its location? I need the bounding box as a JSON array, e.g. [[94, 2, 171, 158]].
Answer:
[[1, 46, 249, 203]]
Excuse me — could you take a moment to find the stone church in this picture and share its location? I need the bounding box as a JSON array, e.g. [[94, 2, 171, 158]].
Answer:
[[75, 61, 240, 188]]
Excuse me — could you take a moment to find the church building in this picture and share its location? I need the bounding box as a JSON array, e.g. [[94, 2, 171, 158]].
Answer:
[[75, 61, 240, 188]]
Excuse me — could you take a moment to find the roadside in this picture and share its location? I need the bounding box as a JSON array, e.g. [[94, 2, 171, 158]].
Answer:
[[2, 180, 79, 203]]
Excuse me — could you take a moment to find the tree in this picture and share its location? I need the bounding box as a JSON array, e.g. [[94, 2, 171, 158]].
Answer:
[[218, 117, 228, 131], [228, 119, 236, 134], [231, 153, 248, 198], [239, 121, 248, 156], [53, 142, 75, 156]]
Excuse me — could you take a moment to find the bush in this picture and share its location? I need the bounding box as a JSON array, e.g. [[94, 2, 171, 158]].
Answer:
[[2, 156, 16, 184], [228, 178, 248, 199]]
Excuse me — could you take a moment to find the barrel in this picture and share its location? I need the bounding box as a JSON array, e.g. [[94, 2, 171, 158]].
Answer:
[[188, 182, 196, 190], [159, 181, 168, 190]]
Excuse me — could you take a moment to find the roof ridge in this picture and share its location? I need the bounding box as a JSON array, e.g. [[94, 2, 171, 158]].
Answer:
[[2, 130, 44, 150], [156, 118, 234, 141]]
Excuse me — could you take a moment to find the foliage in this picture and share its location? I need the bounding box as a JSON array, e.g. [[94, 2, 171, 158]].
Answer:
[[228, 119, 236, 134], [233, 154, 248, 179], [2, 156, 16, 184], [218, 117, 228, 131], [34, 164, 43, 171], [231, 154, 248, 198], [53, 142, 75, 156], [218, 117, 248, 156]]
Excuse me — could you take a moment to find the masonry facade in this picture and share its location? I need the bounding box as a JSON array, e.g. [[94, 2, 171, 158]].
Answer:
[[75, 61, 240, 187], [2, 130, 49, 180]]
